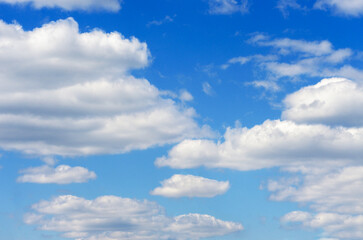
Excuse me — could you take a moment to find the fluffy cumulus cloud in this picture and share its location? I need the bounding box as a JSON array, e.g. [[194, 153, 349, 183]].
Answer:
[[224, 35, 361, 91], [17, 165, 96, 184], [314, 0, 363, 17], [156, 119, 363, 171], [0, 18, 210, 156], [157, 77, 363, 238], [0, 0, 121, 12], [208, 0, 248, 15], [282, 78, 363, 127], [25, 195, 243, 240], [150, 174, 230, 198]]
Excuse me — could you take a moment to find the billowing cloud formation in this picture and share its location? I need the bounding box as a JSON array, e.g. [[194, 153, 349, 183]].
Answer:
[[0, 18, 210, 156], [0, 18, 148, 91], [17, 165, 96, 184], [283, 78, 363, 127], [156, 119, 363, 171], [151, 174, 230, 198], [314, 0, 363, 17], [25, 195, 243, 240], [0, 0, 121, 12], [208, 0, 248, 15], [156, 77, 363, 239]]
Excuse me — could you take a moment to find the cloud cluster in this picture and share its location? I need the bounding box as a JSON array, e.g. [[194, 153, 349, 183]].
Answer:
[[0, 18, 210, 156], [25, 195, 243, 240], [17, 165, 96, 184], [208, 0, 248, 15], [151, 174, 230, 198], [0, 0, 121, 12], [157, 77, 363, 239]]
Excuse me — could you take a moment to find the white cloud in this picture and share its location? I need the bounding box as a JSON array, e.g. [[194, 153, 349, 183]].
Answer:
[[17, 165, 96, 184], [314, 0, 363, 17], [25, 195, 243, 240], [157, 78, 363, 172], [282, 78, 363, 127], [0, 18, 211, 156], [276, 0, 304, 17], [156, 119, 363, 171], [225, 35, 359, 90], [253, 36, 334, 56], [281, 211, 363, 239], [202, 82, 214, 96], [179, 89, 193, 102], [208, 0, 248, 15], [150, 174, 230, 198], [147, 15, 174, 27], [269, 166, 363, 214], [0, 0, 121, 12]]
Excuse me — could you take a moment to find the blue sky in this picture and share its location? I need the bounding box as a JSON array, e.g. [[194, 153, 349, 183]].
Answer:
[[1, 0, 363, 239]]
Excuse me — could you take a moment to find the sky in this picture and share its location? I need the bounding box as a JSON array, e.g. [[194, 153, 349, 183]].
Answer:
[[0, 0, 363, 239]]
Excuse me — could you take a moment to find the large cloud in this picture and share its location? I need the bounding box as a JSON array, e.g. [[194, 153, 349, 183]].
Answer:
[[156, 78, 363, 172], [150, 174, 230, 198], [0, 0, 121, 12], [25, 195, 243, 240], [156, 119, 363, 170], [0, 18, 211, 156]]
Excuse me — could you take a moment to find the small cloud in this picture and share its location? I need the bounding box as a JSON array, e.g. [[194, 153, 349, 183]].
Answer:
[[42, 157, 58, 166], [248, 80, 281, 92], [208, 0, 249, 15], [196, 63, 217, 77], [147, 15, 175, 27], [179, 89, 194, 102], [151, 174, 230, 198], [276, 0, 304, 17], [17, 165, 96, 184], [202, 82, 215, 96]]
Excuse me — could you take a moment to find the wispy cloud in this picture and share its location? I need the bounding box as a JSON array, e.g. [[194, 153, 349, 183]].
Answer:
[[208, 0, 249, 15], [147, 15, 175, 27], [0, 0, 122, 12]]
